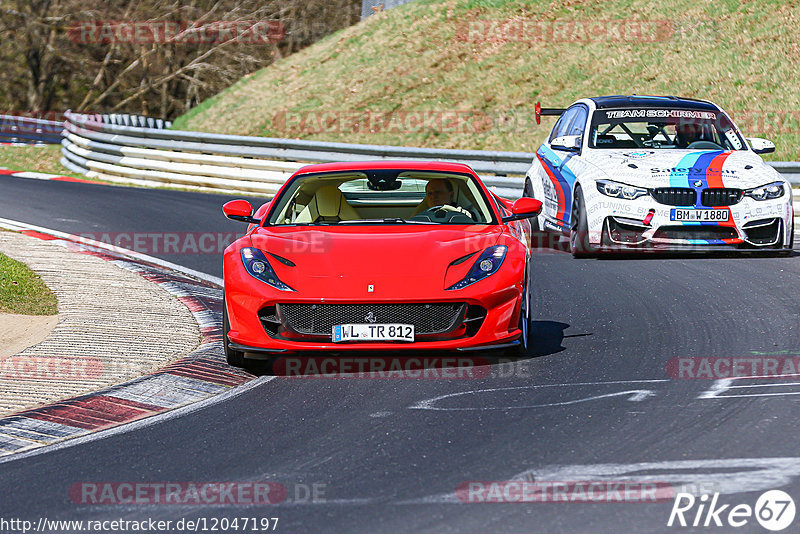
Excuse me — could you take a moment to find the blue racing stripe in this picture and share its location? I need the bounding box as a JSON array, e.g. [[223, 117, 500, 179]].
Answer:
[[538, 145, 576, 224], [668, 152, 706, 189], [669, 151, 725, 228], [688, 151, 723, 209]]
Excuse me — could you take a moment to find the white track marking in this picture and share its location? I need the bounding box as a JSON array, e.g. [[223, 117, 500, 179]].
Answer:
[[0, 217, 268, 463], [405, 457, 800, 504], [0, 217, 222, 286], [699, 376, 800, 399], [0, 376, 275, 465], [409, 380, 667, 411]]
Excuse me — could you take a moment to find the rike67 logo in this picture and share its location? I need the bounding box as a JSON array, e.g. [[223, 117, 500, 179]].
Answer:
[[668, 490, 796, 531]]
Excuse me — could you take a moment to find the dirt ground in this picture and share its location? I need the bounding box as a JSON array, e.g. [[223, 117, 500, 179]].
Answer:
[[0, 313, 59, 359]]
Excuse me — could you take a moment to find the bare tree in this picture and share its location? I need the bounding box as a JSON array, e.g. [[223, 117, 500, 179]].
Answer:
[[0, 0, 361, 118]]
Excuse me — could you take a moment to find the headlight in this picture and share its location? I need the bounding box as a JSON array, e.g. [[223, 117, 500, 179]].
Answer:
[[744, 181, 785, 201], [596, 179, 649, 200], [446, 246, 507, 291], [240, 248, 294, 291]]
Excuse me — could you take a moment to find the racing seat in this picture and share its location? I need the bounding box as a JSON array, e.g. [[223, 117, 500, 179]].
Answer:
[[295, 185, 361, 223], [596, 134, 637, 148]]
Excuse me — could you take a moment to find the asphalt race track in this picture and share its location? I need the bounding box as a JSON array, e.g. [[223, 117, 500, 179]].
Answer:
[[2, 176, 800, 533]]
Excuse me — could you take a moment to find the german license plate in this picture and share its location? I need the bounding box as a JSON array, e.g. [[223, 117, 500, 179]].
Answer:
[[670, 209, 729, 222], [332, 324, 415, 342]]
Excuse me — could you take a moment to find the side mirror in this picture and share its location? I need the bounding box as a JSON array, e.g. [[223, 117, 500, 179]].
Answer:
[[550, 135, 581, 152], [502, 197, 543, 222], [747, 137, 775, 154], [223, 200, 260, 224]]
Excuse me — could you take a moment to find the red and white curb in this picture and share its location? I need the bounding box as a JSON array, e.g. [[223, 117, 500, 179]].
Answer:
[[0, 142, 49, 146], [0, 219, 253, 457], [0, 168, 97, 184]]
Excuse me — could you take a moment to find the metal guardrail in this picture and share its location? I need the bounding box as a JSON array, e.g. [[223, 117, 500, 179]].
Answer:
[[0, 115, 62, 144], [60, 111, 532, 196], [54, 111, 800, 201]]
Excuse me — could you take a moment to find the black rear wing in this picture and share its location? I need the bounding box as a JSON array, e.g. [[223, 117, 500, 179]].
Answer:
[[535, 102, 566, 124]]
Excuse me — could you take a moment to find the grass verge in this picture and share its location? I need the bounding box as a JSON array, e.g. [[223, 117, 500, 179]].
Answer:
[[0, 252, 58, 315], [0, 145, 86, 179], [172, 0, 800, 160]]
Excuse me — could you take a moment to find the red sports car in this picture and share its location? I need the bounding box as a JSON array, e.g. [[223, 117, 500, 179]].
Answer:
[[222, 161, 542, 368]]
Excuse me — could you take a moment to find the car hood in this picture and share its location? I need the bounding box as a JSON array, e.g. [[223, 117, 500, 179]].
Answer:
[[583, 149, 782, 189], [247, 225, 504, 298]]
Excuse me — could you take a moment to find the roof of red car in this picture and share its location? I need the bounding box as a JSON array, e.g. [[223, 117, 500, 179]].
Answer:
[[293, 160, 477, 175]]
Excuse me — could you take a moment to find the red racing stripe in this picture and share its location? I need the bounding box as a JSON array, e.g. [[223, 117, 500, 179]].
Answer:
[[536, 153, 565, 221], [705, 151, 732, 188]]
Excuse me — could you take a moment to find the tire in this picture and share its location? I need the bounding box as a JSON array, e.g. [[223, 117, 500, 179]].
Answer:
[[570, 186, 599, 258], [223, 298, 245, 368], [524, 177, 547, 248], [512, 260, 532, 358]]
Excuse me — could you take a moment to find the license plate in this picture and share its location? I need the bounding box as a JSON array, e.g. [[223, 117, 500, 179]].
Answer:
[[670, 209, 729, 222], [332, 324, 415, 342]]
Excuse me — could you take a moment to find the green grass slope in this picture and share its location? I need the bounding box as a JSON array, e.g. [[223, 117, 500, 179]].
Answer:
[[0, 251, 58, 315], [172, 0, 800, 160]]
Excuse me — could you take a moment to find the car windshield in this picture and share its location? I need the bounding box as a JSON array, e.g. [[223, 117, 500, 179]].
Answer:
[[588, 108, 747, 151], [267, 170, 496, 225]]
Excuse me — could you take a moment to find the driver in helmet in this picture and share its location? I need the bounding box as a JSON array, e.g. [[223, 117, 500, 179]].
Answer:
[[674, 121, 705, 148]]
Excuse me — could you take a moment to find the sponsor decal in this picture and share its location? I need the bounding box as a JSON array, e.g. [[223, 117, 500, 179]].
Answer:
[[651, 167, 737, 175], [622, 151, 656, 159], [604, 109, 717, 120]]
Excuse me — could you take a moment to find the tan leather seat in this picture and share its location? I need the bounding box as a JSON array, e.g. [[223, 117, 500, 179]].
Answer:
[[410, 199, 429, 217], [295, 185, 361, 223]]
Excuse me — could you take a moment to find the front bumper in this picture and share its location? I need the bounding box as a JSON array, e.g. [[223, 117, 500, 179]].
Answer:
[[224, 266, 525, 355], [585, 189, 793, 251]]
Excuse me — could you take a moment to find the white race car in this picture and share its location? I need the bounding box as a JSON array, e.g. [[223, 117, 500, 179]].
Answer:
[[525, 95, 794, 256]]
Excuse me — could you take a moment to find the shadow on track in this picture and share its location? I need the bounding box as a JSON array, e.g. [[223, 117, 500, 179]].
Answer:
[[528, 320, 572, 358]]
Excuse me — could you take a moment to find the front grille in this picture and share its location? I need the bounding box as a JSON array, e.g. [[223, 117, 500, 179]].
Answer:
[[651, 187, 744, 207], [701, 188, 743, 207], [651, 188, 696, 206], [277, 303, 467, 337], [652, 226, 738, 241]]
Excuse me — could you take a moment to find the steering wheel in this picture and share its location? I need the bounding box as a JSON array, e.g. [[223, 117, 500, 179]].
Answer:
[[424, 204, 464, 220], [687, 140, 724, 150]]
